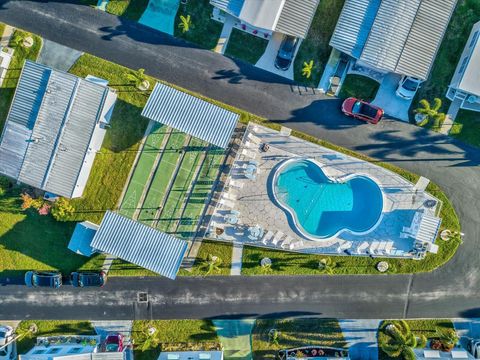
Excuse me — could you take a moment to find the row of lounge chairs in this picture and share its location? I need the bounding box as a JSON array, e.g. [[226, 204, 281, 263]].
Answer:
[[261, 230, 303, 250]]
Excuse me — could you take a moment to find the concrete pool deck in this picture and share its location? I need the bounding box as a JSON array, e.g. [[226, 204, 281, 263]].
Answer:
[[207, 124, 441, 258]]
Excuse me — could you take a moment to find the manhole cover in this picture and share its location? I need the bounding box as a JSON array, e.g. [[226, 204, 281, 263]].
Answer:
[[137, 292, 148, 303]]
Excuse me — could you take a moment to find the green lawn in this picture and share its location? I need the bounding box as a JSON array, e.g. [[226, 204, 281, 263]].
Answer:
[[252, 318, 346, 360], [0, 29, 42, 132], [378, 320, 454, 360], [0, 23, 5, 38], [132, 320, 220, 360], [106, 0, 150, 20], [293, 0, 345, 87], [224, 29, 268, 65], [16, 321, 96, 355], [174, 0, 223, 50], [67, 54, 151, 224], [338, 74, 380, 102], [450, 110, 480, 146]]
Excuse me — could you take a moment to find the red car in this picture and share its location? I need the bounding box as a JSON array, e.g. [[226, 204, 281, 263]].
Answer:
[[103, 333, 124, 352], [341, 97, 384, 124]]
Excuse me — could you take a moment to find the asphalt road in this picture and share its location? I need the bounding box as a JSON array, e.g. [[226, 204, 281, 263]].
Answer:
[[0, 0, 479, 320]]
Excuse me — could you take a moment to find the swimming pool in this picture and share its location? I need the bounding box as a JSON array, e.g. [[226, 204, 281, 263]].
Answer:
[[273, 159, 383, 240]]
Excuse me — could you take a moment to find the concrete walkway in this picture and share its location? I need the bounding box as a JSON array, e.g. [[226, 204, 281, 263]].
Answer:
[[213, 319, 255, 360], [0, 25, 14, 47], [214, 15, 235, 54], [372, 73, 412, 122], [102, 254, 116, 274], [37, 39, 82, 72], [441, 97, 463, 134], [230, 243, 243, 276], [339, 319, 380, 360], [255, 32, 296, 80]]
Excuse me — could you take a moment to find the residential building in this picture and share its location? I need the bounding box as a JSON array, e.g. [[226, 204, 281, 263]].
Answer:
[[446, 20, 480, 111], [330, 0, 457, 81], [209, 0, 319, 39], [0, 60, 117, 198], [157, 351, 223, 360]]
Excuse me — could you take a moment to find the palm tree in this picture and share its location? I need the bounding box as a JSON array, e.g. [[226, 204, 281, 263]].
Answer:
[[268, 329, 280, 346], [127, 68, 150, 91], [302, 60, 314, 79], [260, 262, 272, 274], [178, 15, 192, 33], [318, 258, 336, 275], [200, 254, 222, 275], [436, 328, 459, 351], [139, 326, 160, 351], [11, 31, 34, 48], [379, 320, 417, 360], [414, 98, 446, 129]]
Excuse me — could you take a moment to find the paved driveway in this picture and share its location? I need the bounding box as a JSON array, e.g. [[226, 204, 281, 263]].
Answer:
[[372, 73, 413, 121], [255, 32, 296, 80], [1, 1, 480, 320]]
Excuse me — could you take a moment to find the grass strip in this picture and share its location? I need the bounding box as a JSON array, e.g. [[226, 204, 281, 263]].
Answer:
[[224, 29, 268, 65]]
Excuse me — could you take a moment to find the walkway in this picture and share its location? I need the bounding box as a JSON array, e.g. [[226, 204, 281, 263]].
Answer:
[[214, 15, 234, 54], [37, 39, 82, 72], [441, 97, 463, 135], [139, 0, 180, 36], [213, 319, 255, 360], [230, 243, 243, 276], [339, 319, 380, 360], [0, 24, 14, 47]]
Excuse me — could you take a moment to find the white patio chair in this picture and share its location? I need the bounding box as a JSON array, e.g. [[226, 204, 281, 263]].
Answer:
[[223, 192, 237, 201], [241, 148, 257, 159], [369, 241, 380, 254], [228, 179, 244, 189], [271, 231, 284, 246], [280, 235, 293, 248], [289, 239, 304, 250], [261, 230, 274, 245], [357, 241, 369, 254], [219, 198, 235, 209], [385, 241, 394, 255], [428, 243, 439, 254]]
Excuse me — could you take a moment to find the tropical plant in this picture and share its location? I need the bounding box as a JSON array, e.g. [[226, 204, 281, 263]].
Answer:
[[11, 31, 34, 48], [38, 203, 51, 216], [302, 60, 314, 79], [414, 98, 446, 129], [436, 328, 459, 351], [178, 15, 192, 33], [0, 176, 9, 197], [138, 325, 159, 351], [260, 262, 272, 274], [318, 258, 336, 275], [269, 329, 280, 346], [127, 68, 150, 90], [51, 197, 75, 221], [379, 320, 417, 360], [200, 254, 222, 275]]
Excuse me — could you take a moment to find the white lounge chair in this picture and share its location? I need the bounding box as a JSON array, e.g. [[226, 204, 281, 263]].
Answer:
[[289, 239, 304, 250], [280, 235, 293, 248], [271, 231, 284, 246], [223, 192, 237, 201], [357, 241, 369, 254], [228, 179, 244, 189], [241, 148, 257, 159], [376, 241, 387, 255], [261, 230, 274, 245], [385, 241, 394, 255], [428, 243, 439, 254], [369, 241, 380, 254], [219, 198, 235, 209]]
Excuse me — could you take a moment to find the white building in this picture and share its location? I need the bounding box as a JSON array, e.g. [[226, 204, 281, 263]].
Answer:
[[446, 20, 480, 112]]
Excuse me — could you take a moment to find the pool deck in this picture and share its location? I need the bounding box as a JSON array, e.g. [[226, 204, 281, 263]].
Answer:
[[207, 124, 441, 258]]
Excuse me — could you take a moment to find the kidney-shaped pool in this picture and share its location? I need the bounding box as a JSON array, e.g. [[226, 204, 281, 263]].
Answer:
[[272, 159, 384, 240]]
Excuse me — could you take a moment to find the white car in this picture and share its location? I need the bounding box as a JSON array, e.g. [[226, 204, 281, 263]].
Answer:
[[396, 76, 423, 100], [0, 326, 15, 360]]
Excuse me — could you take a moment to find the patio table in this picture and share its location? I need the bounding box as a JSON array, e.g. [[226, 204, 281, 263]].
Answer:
[[245, 164, 257, 180], [248, 225, 264, 240], [225, 214, 239, 225]]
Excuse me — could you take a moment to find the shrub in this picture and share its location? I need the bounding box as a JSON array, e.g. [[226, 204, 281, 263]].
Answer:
[[51, 198, 75, 221]]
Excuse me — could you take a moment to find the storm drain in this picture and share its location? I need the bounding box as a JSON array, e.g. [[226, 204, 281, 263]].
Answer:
[[137, 292, 148, 303]]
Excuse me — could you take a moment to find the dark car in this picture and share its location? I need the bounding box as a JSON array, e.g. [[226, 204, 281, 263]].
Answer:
[[70, 271, 107, 288], [274, 35, 299, 71], [103, 333, 124, 352], [341, 97, 384, 124], [24, 271, 62, 288]]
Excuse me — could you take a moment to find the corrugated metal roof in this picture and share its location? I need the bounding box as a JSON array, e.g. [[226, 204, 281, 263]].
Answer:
[[0, 60, 114, 198], [142, 83, 239, 149], [329, 0, 381, 58], [275, 0, 319, 39], [90, 211, 188, 279], [395, 0, 457, 79], [330, 0, 457, 79]]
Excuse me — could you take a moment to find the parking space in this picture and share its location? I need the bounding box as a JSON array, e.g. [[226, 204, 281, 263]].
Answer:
[[371, 73, 413, 122], [255, 32, 299, 80]]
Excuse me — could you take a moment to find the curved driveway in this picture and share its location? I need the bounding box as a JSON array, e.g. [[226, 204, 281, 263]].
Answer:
[[0, 0, 479, 320]]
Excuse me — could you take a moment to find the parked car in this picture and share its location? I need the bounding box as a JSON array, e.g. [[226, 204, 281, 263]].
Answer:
[[24, 271, 62, 288], [396, 76, 422, 100], [341, 97, 384, 124], [468, 338, 480, 358], [103, 333, 124, 352], [274, 35, 299, 71], [71, 271, 107, 287]]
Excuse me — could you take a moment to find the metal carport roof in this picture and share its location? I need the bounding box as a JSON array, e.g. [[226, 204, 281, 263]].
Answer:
[[141, 83, 239, 149], [90, 211, 188, 280]]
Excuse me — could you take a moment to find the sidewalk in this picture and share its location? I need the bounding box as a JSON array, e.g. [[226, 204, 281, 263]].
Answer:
[[339, 319, 380, 360], [230, 242, 243, 276], [214, 15, 235, 54]]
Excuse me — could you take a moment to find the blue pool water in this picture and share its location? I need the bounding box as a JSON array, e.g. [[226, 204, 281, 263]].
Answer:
[[274, 159, 383, 239]]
